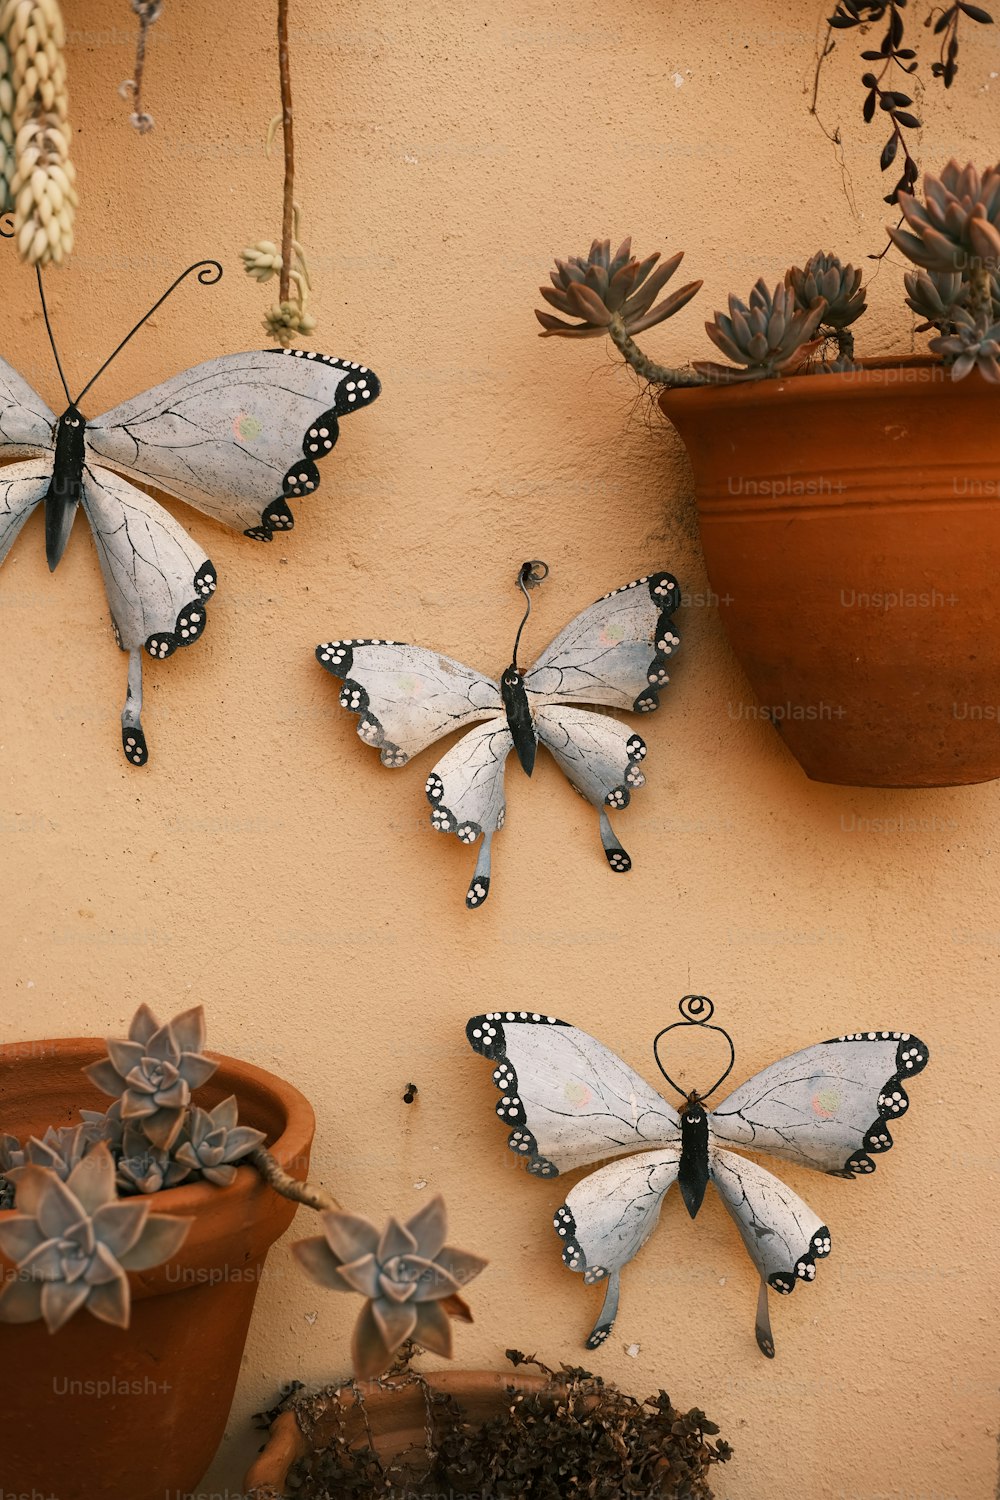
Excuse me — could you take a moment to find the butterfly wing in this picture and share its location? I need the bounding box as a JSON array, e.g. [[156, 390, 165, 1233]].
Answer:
[[0, 459, 52, 563], [317, 640, 502, 766], [708, 1032, 929, 1177], [82, 464, 216, 654], [533, 703, 648, 872], [524, 571, 681, 713], [555, 1146, 681, 1347], [466, 1012, 680, 1175], [0, 356, 55, 456], [82, 464, 217, 765], [425, 718, 512, 908], [85, 350, 379, 540]]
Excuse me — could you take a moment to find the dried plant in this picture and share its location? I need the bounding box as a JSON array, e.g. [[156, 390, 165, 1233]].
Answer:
[[257, 1350, 732, 1500], [293, 1197, 486, 1380], [0, 0, 77, 264]]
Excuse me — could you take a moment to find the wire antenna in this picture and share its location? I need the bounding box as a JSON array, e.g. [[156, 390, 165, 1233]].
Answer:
[[35, 267, 72, 408], [652, 995, 736, 1103], [73, 259, 224, 407], [511, 559, 549, 669]]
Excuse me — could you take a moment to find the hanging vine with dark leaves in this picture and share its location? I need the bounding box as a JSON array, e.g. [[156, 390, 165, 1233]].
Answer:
[[814, 1, 994, 207]]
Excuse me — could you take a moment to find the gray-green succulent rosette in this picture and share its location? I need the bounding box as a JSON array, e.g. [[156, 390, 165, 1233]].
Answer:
[[0, 1143, 191, 1330], [293, 1196, 488, 1379]]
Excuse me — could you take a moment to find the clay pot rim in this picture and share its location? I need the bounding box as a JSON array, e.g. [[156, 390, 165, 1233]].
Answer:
[[657, 353, 973, 414], [0, 1038, 315, 1224]]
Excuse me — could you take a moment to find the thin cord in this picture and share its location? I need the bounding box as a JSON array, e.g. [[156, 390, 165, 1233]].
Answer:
[[73, 259, 223, 407], [35, 267, 72, 408]]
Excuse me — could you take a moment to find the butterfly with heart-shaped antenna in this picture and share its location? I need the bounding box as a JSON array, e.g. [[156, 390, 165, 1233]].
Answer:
[[0, 236, 379, 765], [317, 561, 683, 908], [467, 997, 929, 1357]]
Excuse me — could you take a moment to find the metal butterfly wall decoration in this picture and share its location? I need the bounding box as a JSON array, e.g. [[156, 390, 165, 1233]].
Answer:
[[317, 561, 682, 908], [0, 234, 379, 765], [467, 997, 928, 1357]]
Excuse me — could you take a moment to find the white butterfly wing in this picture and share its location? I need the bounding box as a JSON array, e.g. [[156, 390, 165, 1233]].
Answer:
[[85, 350, 379, 540], [708, 1032, 929, 1176], [709, 1145, 831, 1297], [533, 703, 648, 872], [466, 1012, 680, 1175], [82, 464, 216, 655], [425, 719, 512, 908], [317, 640, 502, 765], [0, 356, 55, 456], [524, 571, 681, 712], [555, 1147, 681, 1347], [0, 459, 52, 563]]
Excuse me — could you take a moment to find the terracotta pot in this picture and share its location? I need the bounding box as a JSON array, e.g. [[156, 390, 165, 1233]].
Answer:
[[244, 1370, 554, 1498], [660, 359, 1000, 787], [0, 1039, 315, 1500]]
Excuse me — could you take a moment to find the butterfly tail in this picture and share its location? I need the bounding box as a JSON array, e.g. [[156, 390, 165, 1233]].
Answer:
[[599, 811, 631, 874], [755, 1276, 776, 1359], [584, 1269, 620, 1349], [121, 649, 149, 767], [466, 832, 494, 911]]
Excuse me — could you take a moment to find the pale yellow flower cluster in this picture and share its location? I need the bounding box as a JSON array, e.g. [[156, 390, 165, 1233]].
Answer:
[[0, 0, 76, 265]]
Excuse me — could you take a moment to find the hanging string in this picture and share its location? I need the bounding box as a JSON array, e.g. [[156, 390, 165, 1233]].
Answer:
[[120, 1, 163, 133]]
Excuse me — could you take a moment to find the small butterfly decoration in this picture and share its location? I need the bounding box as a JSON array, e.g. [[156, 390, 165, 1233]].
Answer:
[[317, 561, 682, 908], [467, 997, 928, 1357], [0, 222, 380, 765]]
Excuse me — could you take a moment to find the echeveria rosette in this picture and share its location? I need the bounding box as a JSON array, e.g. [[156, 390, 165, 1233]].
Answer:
[[17, 1125, 90, 1182], [929, 310, 1000, 382], [292, 1196, 487, 1380], [84, 1004, 218, 1150], [0, 1143, 192, 1332], [173, 1097, 266, 1188], [536, 236, 702, 338], [889, 161, 1000, 274], [694, 279, 827, 384], [116, 1124, 193, 1196], [787, 252, 867, 332]]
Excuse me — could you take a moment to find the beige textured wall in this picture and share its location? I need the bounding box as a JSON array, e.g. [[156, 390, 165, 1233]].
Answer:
[[1, 1, 998, 1495]]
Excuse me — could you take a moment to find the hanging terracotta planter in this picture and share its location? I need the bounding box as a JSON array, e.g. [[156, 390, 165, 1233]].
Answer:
[[0, 1039, 315, 1500], [660, 358, 1000, 787]]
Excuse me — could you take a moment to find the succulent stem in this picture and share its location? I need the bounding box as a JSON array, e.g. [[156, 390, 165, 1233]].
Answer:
[[277, 0, 295, 306], [251, 1146, 342, 1213], [968, 263, 993, 334], [607, 314, 708, 388], [834, 328, 855, 360]]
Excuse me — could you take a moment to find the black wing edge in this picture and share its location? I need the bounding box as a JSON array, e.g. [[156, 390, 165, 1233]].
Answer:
[[767, 1226, 832, 1297], [590, 572, 683, 714], [315, 638, 409, 768], [823, 1031, 930, 1178], [245, 353, 380, 542], [466, 1011, 569, 1179]]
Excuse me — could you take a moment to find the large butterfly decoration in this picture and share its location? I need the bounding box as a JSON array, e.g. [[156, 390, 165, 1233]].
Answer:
[[0, 248, 380, 765], [467, 997, 928, 1357], [317, 561, 682, 908]]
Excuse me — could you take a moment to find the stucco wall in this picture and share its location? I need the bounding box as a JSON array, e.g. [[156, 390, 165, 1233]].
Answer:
[[1, 1, 998, 1495]]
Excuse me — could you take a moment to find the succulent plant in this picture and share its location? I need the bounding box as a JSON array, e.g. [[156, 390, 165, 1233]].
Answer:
[[84, 1004, 218, 1150], [536, 237, 702, 340], [18, 1125, 90, 1181], [903, 268, 966, 331], [0, 1134, 22, 1210], [694, 279, 827, 383], [0, 1143, 191, 1331], [173, 1096, 266, 1187], [929, 308, 1000, 382], [293, 1196, 487, 1380], [116, 1124, 192, 1196], [788, 252, 867, 331], [80, 1099, 125, 1153], [889, 160, 1000, 274]]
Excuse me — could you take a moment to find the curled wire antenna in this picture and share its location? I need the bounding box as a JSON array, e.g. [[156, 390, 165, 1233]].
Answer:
[[511, 559, 549, 669], [0, 213, 13, 239], [652, 995, 736, 1103], [72, 259, 224, 406]]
